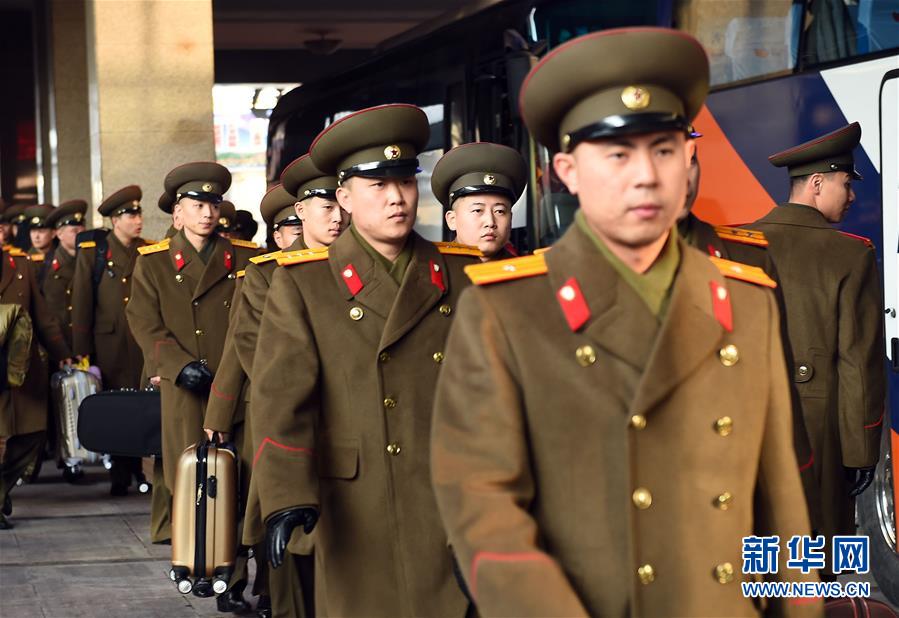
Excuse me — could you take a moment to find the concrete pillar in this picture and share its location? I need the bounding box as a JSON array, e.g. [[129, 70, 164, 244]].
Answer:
[[82, 0, 216, 237], [49, 0, 91, 207]]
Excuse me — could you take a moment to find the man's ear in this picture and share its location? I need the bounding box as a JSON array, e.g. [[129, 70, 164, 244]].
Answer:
[[811, 173, 824, 194], [553, 151, 579, 195], [684, 138, 696, 168], [336, 182, 353, 214], [294, 201, 305, 222], [444, 208, 457, 232]]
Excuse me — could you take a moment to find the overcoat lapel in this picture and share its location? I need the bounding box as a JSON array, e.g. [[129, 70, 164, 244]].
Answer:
[[328, 230, 399, 320], [193, 237, 231, 301], [630, 245, 724, 417], [544, 225, 658, 371], [379, 234, 444, 351]]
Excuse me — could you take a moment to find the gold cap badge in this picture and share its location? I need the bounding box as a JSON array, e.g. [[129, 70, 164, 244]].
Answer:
[[483, 174, 496, 185], [31, 216, 40, 225], [621, 86, 651, 110], [384, 145, 401, 160], [202, 183, 213, 192]]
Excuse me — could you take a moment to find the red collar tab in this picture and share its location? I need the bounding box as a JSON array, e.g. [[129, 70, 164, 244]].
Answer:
[[707, 244, 721, 258], [556, 277, 590, 331], [503, 242, 519, 257], [174, 250, 186, 272], [51, 257, 60, 271], [710, 280, 733, 332], [7, 255, 15, 270], [224, 249, 233, 271], [105, 247, 112, 261], [430, 259, 446, 293], [341, 263, 364, 296]]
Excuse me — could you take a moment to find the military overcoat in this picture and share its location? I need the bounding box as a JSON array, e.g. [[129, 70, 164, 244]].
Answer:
[[752, 202, 886, 539], [250, 230, 476, 617], [126, 231, 257, 489], [40, 246, 76, 347], [0, 250, 70, 436], [431, 224, 822, 617], [71, 233, 150, 389]]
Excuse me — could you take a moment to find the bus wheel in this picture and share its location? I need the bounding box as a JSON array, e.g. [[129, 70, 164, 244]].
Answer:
[[858, 428, 899, 606]]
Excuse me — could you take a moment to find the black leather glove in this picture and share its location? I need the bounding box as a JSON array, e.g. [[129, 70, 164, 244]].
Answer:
[[848, 466, 875, 497], [175, 361, 213, 394], [265, 507, 318, 569]]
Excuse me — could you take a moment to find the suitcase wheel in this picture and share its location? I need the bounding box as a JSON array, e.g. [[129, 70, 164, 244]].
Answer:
[[102, 455, 113, 470], [192, 578, 214, 598], [138, 481, 152, 494], [212, 578, 229, 594], [176, 578, 193, 595]]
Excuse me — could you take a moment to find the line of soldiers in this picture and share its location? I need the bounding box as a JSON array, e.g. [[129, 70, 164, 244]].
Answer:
[[0, 24, 888, 618]]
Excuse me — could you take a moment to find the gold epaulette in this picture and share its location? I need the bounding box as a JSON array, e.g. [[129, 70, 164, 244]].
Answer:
[[29, 253, 45, 262], [276, 247, 329, 266], [229, 239, 259, 250], [6, 247, 27, 257], [838, 231, 874, 249], [465, 254, 547, 285], [713, 225, 768, 247], [143, 238, 157, 245], [236, 269, 246, 279], [78, 240, 96, 249], [433, 241, 483, 258], [138, 238, 171, 255], [249, 250, 284, 265], [709, 256, 776, 289], [532, 247, 551, 255]]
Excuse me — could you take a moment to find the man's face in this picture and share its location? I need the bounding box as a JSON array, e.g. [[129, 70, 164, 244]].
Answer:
[[273, 225, 303, 249], [816, 171, 855, 223], [0, 223, 10, 244], [112, 212, 143, 241], [296, 196, 349, 247], [175, 198, 219, 238], [445, 193, 512, 257], [554, 130, 694, 250], [679, 150, 701, 221], [56, 224, 85, 252], [336, 176, 418, 246], [30, 227, 55, 251]]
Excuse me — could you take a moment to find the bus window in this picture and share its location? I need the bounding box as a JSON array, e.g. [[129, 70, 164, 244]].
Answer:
[[674, 0, 802, 86], [532, 0, 660, 48], [800, 0, 899, 66], [415, 103, 446, 242]]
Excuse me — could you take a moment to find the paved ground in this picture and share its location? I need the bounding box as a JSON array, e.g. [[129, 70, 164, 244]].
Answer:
[[0, 463, 255, 617], [2, 462, 897, 616]]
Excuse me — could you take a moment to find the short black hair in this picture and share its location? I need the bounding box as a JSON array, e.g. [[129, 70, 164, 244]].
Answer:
[[789, 174, 811, 195]]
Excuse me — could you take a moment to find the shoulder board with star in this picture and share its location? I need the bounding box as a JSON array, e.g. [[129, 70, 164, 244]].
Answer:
[[5, 246, 27, 257], [276, 247, 329, 267], [236, 269, 246, 279], [249, 250, 284, 265], [838, 231, 874, 249], [78, 240, 97, 249], [138, 238, 171, 255], [713, 225, 768, 247], [229, 239, 259, 250], [709, 256, 776, 289], [465, 254, 547, 286], [29, 253, 45, 262], [433, 241, 483, 258]]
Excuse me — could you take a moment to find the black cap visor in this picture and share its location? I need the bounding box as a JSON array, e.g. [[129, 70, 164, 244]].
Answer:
[[339, 158, 420, 182], [565, 112, 691, 152]]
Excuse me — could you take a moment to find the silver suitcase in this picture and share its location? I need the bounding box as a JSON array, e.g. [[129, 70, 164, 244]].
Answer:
[[50, 368, 104, 469]]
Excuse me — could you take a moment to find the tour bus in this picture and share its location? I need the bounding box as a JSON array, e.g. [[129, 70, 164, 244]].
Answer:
[[266, 0, 899, 601]]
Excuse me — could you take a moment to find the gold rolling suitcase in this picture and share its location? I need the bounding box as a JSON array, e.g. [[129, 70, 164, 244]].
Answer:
[[169, 440, 238, 597]]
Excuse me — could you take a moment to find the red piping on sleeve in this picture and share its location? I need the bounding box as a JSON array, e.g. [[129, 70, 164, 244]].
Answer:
[[253, 437, 314, 467], [798, 453, 814, 472], [210, 383, 235, 402], [864, 411, 884, 430]]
